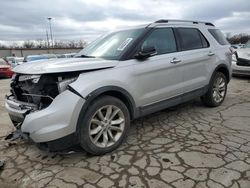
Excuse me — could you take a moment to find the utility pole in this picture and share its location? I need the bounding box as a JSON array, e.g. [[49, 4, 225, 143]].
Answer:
[[47, 17, 53, 48], [46, 30, 50, 49]]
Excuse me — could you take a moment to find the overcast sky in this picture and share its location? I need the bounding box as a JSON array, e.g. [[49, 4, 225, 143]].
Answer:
[[0, 0, 250, 43]]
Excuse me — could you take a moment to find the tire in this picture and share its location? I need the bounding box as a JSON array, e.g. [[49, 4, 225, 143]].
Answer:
[[79, 95, 130, 155], [201, 72, 227, 107]]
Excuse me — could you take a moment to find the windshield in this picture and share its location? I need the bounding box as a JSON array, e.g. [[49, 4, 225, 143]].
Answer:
[[245, 41, 250, 48], [76, 28, 144, 60]]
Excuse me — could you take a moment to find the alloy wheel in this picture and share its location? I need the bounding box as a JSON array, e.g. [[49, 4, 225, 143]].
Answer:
[[212, 76, 226, 103], [89, 105, 125, 148]]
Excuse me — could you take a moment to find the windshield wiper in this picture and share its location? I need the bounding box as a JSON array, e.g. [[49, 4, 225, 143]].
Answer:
[[76, 55, 95, 58]]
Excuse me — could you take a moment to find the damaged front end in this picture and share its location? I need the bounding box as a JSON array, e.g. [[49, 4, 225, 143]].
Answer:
[[5, 72, 80, 127]]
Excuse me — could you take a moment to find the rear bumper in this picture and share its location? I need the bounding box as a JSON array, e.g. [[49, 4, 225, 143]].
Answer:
[[5, 90, 85, 143]]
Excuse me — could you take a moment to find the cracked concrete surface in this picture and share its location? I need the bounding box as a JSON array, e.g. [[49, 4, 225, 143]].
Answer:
[[0, 77, 250, 188]]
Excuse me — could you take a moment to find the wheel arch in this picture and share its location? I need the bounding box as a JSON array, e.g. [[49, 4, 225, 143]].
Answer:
[[76, 86, 137, 133], [213, 64, 230, 83]]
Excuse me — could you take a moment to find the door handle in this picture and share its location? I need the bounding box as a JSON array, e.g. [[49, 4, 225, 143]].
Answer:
[[208, 51, 215, 56], [170, 58, 181, 64]]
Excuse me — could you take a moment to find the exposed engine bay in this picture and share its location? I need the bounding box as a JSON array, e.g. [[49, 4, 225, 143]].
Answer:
[[10, 72, 80, 111]]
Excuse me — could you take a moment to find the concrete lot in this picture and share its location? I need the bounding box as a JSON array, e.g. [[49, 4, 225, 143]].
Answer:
[[0, 77, 250, 188]]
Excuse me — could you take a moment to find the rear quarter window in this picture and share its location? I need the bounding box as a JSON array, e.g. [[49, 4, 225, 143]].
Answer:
[[176, 28, 209, 51], [208, 29, 229, 45]]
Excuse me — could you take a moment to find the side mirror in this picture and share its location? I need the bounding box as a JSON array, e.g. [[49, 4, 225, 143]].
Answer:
[[135, 46, 157, 59]]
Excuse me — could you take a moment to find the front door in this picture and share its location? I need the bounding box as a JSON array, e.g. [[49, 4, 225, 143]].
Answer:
[[131, 28, 183, 107]]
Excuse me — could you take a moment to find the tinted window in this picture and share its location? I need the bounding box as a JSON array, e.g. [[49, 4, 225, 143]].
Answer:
[[200, 32, 209, 48], [208, 29, 229, 45], [142, 28, 177, 55], [177, 28, 208, 51]]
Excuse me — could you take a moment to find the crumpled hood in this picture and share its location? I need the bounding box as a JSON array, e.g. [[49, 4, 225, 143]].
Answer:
[[237, 48, 250, 60], [13, 58, 119, 74]]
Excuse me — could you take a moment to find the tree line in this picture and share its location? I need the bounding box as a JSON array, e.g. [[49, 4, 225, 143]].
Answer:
[[226, 33, 250, 44], [0, 39, 87, 49], [1, 33, 250, 49]]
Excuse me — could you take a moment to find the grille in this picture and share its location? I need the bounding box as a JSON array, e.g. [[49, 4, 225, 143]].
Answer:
[[237, 58, 250, 67]]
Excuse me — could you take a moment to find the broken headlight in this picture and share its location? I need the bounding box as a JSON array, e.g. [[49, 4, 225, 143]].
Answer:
[[57, 77, 78, 93], [19, 75, 41, 83]]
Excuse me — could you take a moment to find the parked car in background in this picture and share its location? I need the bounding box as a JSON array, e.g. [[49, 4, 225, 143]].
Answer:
[[0, 58, 14, 78], [5, 56, 15, 64], [57, 53, 76, 58], [5, 20, 232, 155], [7, 57, 24, 67], [232, 40, 250, 76], [24, 54, 57, 63], [231, 45, 240, 49], [24, 55, 48, 62], [231, 44, 245, 50], [42, 54, 58, 59]]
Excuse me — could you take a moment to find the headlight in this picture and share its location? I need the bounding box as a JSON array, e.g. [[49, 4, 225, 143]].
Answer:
[[57, 77, 78, 93], [232, 54, 237, 62], [19, 75, 41, 83]]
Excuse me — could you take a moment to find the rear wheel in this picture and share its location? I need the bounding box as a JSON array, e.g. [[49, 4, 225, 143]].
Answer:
[[79, 96, 130, 155], [201, 72, 227, 107]]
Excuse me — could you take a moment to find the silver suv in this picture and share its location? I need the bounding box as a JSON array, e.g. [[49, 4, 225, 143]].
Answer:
[[5, 20, 232, 155]]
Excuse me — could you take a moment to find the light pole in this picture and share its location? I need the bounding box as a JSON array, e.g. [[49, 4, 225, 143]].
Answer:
[[46, 29, 50, 49], [47, 17, 53, 48]]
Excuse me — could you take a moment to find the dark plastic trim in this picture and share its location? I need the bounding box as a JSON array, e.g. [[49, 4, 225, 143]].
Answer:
[[138, 85, 208, 117], [67, 85, 84, 99]]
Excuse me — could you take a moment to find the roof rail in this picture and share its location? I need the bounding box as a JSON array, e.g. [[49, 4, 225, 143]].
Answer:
[[153, 19, 215, 26]]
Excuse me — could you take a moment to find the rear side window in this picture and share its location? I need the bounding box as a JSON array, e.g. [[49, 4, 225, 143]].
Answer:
[[141, 28, 177, 55], [177, 28, 209, 51], [208, 29, 229, 45]]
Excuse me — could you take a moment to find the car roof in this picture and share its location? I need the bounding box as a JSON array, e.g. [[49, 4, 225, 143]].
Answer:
[[121, 19, 216, 30]]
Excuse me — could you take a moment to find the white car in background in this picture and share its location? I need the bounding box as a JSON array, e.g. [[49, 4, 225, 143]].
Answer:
[[6, 57, 24, 67], [232, 41, 250, 76], [57, 53, 77, 58]]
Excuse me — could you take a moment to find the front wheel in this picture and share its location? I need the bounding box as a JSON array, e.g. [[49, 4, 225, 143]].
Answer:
[[201, 72, 227, 107], [79, 96, 130, 155]]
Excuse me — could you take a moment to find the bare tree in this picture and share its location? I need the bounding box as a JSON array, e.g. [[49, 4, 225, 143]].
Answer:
[[23, 40, 35, 48], [9, 42, 20, 49], [76, 40, 87, 48], [0, 43, 6, 49], [0, 39, 87, 49], [227, 33, 250, 44], [36, 39, 47, 48]]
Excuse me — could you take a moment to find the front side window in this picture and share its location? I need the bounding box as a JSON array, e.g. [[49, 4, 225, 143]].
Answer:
[[208, 29, 229, 45], [177, 28, 209, 51], [76, 28, 144, 60], [141, 28, 177, 55]]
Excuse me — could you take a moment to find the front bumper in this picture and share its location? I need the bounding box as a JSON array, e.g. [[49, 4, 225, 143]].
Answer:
[[232, 61, 250, 76], [5, 90, 85, 143]]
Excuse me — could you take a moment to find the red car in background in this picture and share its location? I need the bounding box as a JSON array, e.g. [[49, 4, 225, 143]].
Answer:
[[0, 58, 14, 78]]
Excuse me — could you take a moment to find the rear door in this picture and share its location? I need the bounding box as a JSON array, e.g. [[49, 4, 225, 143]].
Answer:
[[174, 27, 216, 93]]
